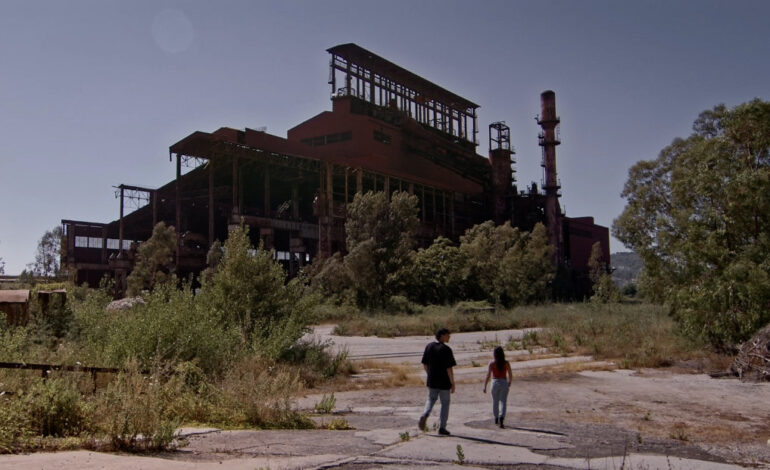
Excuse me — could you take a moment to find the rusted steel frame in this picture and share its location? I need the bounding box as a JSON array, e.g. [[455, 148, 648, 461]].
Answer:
[[0, 361, 149, 392], [264, 164, 271, 216], [208, 159, 214, 245], [175, 152, 181, 268], [232, 155, 239, 215], [356, 168, 362, 194], [331, 50, 475, 140], [119, 186, 124, 253], [344, 167, 349, 208], [116, 184, 156, 251]]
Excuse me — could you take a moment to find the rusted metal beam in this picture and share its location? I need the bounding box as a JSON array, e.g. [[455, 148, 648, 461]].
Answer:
[[208, 159, 214, 246]]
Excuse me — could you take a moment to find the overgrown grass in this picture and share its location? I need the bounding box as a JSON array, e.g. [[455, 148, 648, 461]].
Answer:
[[322, 301, 710, 368], [0, 285, 351, 454], [0, 353, 335, 453], [327, 302, 539, 337]]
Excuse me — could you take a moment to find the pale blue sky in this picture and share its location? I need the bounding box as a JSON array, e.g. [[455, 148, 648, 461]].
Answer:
[[1, 0, 768, 274]]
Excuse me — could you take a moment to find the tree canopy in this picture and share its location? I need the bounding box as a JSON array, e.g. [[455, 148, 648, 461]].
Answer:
[[28, 227, 62, 277], [613, 99, 770, 349], [200, 225, 314, 359], [342, 190, 419, 307], [126, 222, 177, 296]]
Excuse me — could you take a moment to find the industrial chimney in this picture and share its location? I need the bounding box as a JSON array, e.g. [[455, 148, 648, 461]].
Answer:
[[488, 121, 515, 224], [537, 90, 563, 263]]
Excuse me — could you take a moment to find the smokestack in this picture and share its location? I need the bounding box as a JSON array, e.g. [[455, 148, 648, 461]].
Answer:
[[538, 90, 563, 263], [488, 121, 515, 224]]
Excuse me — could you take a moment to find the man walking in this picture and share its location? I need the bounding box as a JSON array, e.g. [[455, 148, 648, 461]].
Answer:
[[418, 327, 456, 435]]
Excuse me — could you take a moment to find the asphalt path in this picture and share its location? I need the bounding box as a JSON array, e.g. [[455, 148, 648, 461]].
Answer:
[[1, 326, 767, 469]]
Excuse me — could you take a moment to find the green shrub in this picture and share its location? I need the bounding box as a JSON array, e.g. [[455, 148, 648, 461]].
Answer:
[[126, 222, 177, 297], [199, 226, 315, 360], [402, 236, 468, 305], [0, 317, 28, 362], [0, 395, 33, 453], [314, 393, 336, 414], [279, 338, 352, 387], [621, 283, 638, 297], [322, 417, 351, 430], [95, 362, 181, 451], [73, 283, 243, 375], [22, 377, 92, 437], [386, 295, 422, 314]]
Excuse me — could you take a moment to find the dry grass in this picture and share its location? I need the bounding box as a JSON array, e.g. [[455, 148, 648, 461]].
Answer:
[[512, 361, 617, 379], [326, 302, 716, 370], [330, 360, 423, 390]]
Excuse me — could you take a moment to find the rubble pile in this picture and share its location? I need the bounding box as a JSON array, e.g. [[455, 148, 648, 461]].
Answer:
[[105, 296, 145, 312], [731, 323, 770, 382]]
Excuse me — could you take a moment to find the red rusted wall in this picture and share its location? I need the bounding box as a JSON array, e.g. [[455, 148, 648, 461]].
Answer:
[[564, 216, 610, 273], [287, 96, 484, 195]]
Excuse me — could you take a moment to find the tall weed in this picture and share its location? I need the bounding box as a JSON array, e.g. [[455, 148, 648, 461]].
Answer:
[[21, 377, 92, 437], [217, 357, 313, 429], [280, 338, 353, 387], [94, 362, 181, 451], [0, 395, 33, 453]]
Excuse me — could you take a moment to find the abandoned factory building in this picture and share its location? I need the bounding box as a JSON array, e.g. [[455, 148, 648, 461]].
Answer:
[[61, 43, 609, 295]]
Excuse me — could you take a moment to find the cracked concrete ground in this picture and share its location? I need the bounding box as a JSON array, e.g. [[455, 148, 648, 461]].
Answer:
[[1, 327, 768, 469]]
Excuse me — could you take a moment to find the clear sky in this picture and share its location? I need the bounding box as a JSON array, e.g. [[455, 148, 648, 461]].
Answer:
[[1, 0, 768, 274]]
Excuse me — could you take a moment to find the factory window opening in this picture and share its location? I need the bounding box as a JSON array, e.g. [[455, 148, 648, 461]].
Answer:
[[300, 131, 352, 147], [373, 129, 391, 144]]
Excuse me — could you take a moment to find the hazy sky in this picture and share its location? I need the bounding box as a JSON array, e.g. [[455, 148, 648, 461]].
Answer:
[[1, 0, 768, 274]]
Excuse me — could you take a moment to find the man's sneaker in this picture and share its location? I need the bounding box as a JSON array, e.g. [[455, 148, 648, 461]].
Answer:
[[438, 428, 451, 436], [418, 415, 427, 431], [499, 418, 505, 429]]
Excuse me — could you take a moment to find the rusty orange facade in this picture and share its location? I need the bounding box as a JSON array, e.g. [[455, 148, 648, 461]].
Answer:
[[61, 44, 608, 297]]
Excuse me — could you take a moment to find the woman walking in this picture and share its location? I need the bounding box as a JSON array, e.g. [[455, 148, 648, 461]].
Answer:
[[482, 346, 513, 428]]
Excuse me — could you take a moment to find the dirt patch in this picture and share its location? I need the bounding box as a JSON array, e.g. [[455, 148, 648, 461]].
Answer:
[[316, 365, 770, 467]]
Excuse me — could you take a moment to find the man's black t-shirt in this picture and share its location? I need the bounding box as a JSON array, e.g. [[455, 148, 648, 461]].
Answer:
[[421, 341, 457, 390]]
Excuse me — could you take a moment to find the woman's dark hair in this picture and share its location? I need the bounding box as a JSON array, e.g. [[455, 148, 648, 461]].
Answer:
[[493, 346, 506, 371]]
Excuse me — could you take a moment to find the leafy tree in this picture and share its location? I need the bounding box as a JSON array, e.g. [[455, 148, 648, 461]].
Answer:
[[28, 227, 62, 277], [200, 225, 315, 359], [199, 239, 223, 283], [309, 252, 352, 303], [126, 222, 177, 296], [459, 221, 518, 302], [613, 99, 770, 349], [587, 241, 619, 303], [587, 242, 606, 285], [343, 191, 419, 308], [496, 222, 555, 305], [404, 236, 468, 305], [459, 221, 554, 306]]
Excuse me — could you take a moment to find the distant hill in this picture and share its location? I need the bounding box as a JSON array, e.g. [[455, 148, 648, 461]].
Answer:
[[611, 251, 643, 287]]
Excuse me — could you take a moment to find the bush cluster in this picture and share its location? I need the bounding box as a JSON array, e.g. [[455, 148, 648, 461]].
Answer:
[[0, 225, 347, 453], [311, 191, 556, 309], [613, 99, 770, 349]]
